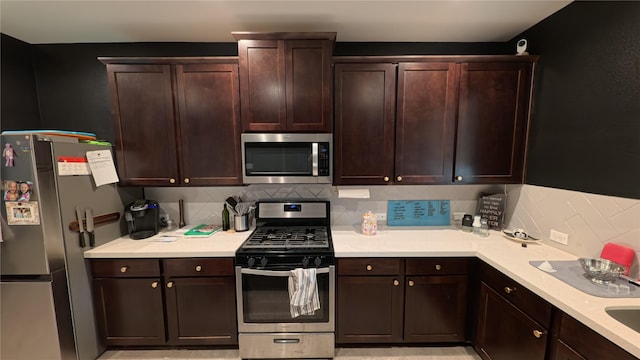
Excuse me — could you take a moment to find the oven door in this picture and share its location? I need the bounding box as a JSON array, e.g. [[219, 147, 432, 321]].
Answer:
[[236, 266, 335, 333]]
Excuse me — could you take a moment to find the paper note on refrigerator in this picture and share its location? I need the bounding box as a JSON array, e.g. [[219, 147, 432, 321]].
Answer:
[[86, 150, 119, 186]]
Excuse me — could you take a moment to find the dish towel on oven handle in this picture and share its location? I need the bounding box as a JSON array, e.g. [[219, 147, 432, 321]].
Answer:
[[288, 268, 320, 318]]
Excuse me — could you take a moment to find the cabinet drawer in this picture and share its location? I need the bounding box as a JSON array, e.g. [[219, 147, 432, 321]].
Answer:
[[338, 258, 402, 275], [163, 258, 234, 277], [480, 262, 552, 328], [90, 259, 160, 278], [554, 312, 637, 360], [405, 258, 469, 275]]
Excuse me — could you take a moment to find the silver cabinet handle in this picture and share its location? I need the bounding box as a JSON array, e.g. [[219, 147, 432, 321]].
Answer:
[[151, 281, 158, 289], [393, 279, 399, 286], [455, 175, 463, 181], [504, 286, 516, 294], [383, 176, 390, 182], [195, 265, 202, 272], [435, 264, 442, 271], [274, 338, 300, 344], [533, 329, 543, 338]]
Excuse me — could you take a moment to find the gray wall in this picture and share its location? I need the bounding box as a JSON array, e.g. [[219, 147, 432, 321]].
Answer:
[[518, 1, 640, 199], [1, 34, 40, 130]]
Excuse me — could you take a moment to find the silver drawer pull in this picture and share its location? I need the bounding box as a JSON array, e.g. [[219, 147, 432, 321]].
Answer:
[[273, 338, 300, 344]]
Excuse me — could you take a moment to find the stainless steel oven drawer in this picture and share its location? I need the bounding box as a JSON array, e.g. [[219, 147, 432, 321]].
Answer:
[[239, 332, 334, 359]]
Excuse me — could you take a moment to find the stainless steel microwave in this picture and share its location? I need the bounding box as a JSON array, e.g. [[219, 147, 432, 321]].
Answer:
[[241, 133, 332, 184]]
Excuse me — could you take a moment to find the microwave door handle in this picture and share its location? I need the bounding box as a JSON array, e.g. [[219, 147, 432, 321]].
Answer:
[[241, 268, 330, 276], [312, 142, 319, 176]]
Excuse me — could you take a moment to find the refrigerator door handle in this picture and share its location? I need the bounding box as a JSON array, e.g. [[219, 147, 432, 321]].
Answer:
[[75, 206, 86, 248]]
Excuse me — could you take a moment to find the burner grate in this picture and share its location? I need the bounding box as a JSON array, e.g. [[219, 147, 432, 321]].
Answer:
[[242, 226, 329, 249]]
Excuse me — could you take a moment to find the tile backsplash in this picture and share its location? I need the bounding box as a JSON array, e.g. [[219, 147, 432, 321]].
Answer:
[[506, 184, 640, 277], [145, 184, 505, 227], [146, 183, 640, 276]]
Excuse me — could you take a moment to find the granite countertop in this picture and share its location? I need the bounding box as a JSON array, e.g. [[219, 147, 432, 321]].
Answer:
[[84, 224, 640, 358]]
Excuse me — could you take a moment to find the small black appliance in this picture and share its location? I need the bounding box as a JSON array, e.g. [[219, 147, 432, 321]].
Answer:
[[124, 200, 160, 239]]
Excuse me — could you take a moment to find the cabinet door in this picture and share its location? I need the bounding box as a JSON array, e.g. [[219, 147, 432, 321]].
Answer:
[[175, 64, 242, 185], [336, 275, 403, 343], [285, 40, 333, 132], [404, 275, 467, 342], [165, 277, 238, 346], [475, 282, 547, 360], [455, 62, 533, 184], [395, 62, 458, 184], [334, 63, 397, 185], [106, 64, 179, 186], [93, 278, 165, 346], [238, 39, 286, 131]]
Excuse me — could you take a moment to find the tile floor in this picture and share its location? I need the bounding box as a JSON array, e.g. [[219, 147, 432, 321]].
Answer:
[[99, 346, 482, 359]]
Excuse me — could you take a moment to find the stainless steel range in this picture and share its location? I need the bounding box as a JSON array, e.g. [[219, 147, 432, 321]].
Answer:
[[235, 200, 335, 359]]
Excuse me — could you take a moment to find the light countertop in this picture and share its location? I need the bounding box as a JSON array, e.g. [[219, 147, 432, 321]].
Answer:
[[84, 225, 640, 358]]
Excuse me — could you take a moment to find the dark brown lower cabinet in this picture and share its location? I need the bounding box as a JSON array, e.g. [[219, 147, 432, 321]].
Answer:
[[91, 258, 237, 347], [475, 282, 548, 360], [93, 277, 166, 346], [404, 275, 467, 342], [550, 311, 637, 360], [336, 258, 469, 345], [336, 272, 404, 343]]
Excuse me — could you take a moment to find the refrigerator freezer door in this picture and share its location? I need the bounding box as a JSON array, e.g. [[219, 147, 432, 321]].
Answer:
[[0, 269, 75, 360]]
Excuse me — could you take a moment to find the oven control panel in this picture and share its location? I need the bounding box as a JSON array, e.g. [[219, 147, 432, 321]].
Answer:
[[236, 254, 335, 269]]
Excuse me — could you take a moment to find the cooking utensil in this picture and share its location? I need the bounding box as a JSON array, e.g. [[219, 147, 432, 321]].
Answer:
[[86, 208, 95, 248], [75, 206, 86, 248], [225, 197, 238, 214], [235, 202, 252, 215], [579, 257, 625, 284]]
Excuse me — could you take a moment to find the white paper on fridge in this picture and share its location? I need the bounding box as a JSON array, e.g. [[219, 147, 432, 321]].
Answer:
[[86, 150, 119, 186]]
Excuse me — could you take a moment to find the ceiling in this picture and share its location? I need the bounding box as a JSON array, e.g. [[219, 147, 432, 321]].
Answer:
[[0, 0, 573, 44]]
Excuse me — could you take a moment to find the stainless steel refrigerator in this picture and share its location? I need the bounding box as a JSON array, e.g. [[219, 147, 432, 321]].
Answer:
[[1, 134, 139, 360]]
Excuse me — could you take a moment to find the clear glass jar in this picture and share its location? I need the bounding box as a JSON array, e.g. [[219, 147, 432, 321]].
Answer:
[[479, 218, 490, 237]]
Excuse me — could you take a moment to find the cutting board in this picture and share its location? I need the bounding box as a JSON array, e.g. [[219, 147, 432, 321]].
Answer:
[[1, 130, 97, 141]]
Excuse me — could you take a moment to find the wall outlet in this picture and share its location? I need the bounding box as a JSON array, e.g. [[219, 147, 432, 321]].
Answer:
[[550, 229, 569, 245], [375, 212, 387, 221]]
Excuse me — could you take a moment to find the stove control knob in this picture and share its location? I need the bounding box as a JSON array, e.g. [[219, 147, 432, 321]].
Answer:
[[302, 257, 310, 267], [314, 257, 322, 267], [260, 257, 268, 267], [247, 257, 256, 268]]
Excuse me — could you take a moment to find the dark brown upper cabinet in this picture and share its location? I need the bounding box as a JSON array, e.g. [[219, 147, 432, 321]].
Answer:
[[233, 32, 335, 132], [334, 63, 397, 185], [102, 58, 242, 186], [334, 56, 537, 185], [454, 61, 534, 184]]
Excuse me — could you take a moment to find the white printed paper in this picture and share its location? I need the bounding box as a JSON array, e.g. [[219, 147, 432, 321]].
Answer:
[[86, 150, 119, 186], [58, 160, 91, 176]]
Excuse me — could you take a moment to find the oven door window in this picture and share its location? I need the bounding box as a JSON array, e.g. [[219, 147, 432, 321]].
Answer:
[[242, 271, 330, 323], [244, 142, 312, 176]]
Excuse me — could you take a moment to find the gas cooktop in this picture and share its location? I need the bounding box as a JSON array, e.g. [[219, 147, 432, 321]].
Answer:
[[235, 200, 334, 268], [242, 226, 329, 249]]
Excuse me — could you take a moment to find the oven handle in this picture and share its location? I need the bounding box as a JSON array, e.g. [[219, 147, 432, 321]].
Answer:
[[240, 267, 331, 276]]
